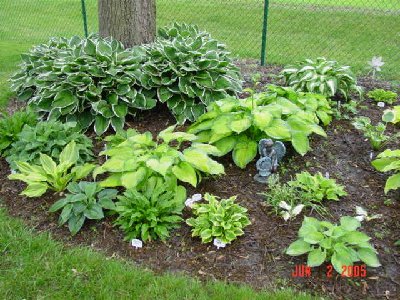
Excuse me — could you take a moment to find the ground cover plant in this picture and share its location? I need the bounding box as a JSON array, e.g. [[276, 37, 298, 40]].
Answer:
[[367, 89, 398, 104]]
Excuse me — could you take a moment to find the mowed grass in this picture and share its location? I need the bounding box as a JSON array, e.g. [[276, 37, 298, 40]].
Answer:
[[0, 208, 317, 300], [0, 0, 399, 107]]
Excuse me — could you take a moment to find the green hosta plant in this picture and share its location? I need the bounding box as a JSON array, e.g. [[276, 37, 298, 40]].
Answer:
[[367, 89, 397, 104], [49, 181, 118, 235], [372, 149, 400, 193], [114, 175, 186, 241], [186, 193, 251, 244], [10, 35, 155, 134], [286, 216, 381, 274], [288, 171, 347, 202], [280, 57, 362, 99], [143, 23, 242, 123], [0, 109, 37, 157], [352, 116, 393, 150], [189, 89, 329, 168], [382, 106, 400, 124], [8, 141, 96, 197], [6, 120, 93, 170], [94, 125, 224, 190]]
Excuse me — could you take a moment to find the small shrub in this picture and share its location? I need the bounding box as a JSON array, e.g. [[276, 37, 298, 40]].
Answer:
[[6, 120, 93, 170], [186, 193, 251, 244], [286, 216, 381, 274], [280, 57, 362, 99], [49, 181, 118, 235], [372, 149, 400, 193], [8, 141, 95, 197], [367, 89, 397, 104], [0, 109, 37, 157], [352, 116, 393, 150], [114, 176, 186, 241]]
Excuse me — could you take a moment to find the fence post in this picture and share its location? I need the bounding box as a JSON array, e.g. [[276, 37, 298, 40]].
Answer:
[[260, 0, 270, 66], [81, 0, 88, 37]]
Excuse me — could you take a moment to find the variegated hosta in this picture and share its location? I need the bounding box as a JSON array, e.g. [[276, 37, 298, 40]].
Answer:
[[280, 57, 362, 100], [93, 125, 225, 190], [10, 35, 155, 134], [142, 23, 242, 123], [188, 88, 331, 168]]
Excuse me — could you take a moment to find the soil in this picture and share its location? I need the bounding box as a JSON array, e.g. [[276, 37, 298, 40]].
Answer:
[[1, 62, 400, 300]]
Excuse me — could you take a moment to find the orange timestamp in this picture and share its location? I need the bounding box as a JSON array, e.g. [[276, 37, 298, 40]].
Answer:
[[291, 264, 367, 278]]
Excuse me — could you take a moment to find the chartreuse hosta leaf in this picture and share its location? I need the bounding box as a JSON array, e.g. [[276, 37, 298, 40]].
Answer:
[[8, 141, 96, 197], [94, 125, 224, 192], [286, 217, 380, 275], [188, 86, 332, 168], [382, 106, 400, 124], [186, 193, 251, 244], [372, 149, 400, 193]]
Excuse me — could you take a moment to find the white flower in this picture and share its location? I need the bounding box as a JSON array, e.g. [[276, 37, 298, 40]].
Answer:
[[191, 194, 202, 201], [131, 239, 143, 249], [368, 56, 384, 71], [213, 238, 226, 249], [279, 201, 304, 221], [377, 102, 385, 108], [185, 193, 202, 208], [355, 206, 382, 222]]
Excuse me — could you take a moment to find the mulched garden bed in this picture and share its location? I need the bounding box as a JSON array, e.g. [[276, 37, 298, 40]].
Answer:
[[1, 62, 399, 300]]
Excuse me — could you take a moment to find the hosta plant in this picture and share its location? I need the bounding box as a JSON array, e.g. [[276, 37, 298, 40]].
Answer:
[[372, 149, 400, 193], [143, 23, 242, 123], [382, 106, 400, 124], [0, 109, 37, 157], [8, 141, 96, 197], [352, 116, 393, 150], [189, 89, 329, 168], [6, 120, 93, 170], [367, 89, 397, 104], [186, 193, 251, 244], [280, 57, 362, 99], [114, 175, 186, 241], [286, 216, 381, 274], [94, 125, 224, 190], [10, 35, 154, 134], [49, 181, 118, 235], [288, 171, 347, 202]]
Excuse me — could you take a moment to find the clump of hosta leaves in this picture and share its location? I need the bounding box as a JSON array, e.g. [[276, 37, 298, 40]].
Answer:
[[49, 181, 118, 235], [382, 106, 400, 124], [114, 175, 186, 241], [10, 35, 154, 134], [372, 149, 400, 193], [6, 120, 93, 170], [280, 57, 362, 99], [367, 89, 397, 104], [143, 23, 242, 123], [288, 171, 347, 202], [352, 116, 394, 150], [0, 109, 37, 157], [189, 87, 330, 168], [286, 216, 381, 274], [8, 141, 96, 197], [94, 125, 224, 190], [186, 193, 251, 244]]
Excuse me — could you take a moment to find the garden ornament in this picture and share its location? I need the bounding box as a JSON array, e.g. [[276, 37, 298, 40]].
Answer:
[[254, 139, 286, 183]]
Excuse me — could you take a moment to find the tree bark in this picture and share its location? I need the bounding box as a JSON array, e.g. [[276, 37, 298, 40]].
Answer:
[[98, 0, 156, 47]]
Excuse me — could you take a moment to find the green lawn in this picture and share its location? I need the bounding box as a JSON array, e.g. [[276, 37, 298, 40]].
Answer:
[[0, 208, 317, 299]]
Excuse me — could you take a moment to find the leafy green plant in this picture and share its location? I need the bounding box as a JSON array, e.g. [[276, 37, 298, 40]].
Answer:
[[114, 175, 186, 241], [189, 86, 331, 168], [186, 193, 251, 244], [352, 116, 393, 150], [6, 120, 93, 170], [280, 57, 362, 99], [382, 106, 400, 124], [94, 125, 224, 190], [49, 181, 118, 235], [286, 216, 381, 274], [367, 89, 397, 104], [10, 35, 154, 134], [0, 109, 37, 157], [329, 99, 361, 120], [372, 149, 400, 193], [143, 23, 242, 123], [288, 171, 347, 202], [8, 141, 96, 197]]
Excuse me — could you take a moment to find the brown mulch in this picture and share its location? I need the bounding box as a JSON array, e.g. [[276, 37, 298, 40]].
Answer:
[[1, 62, 400, 300]]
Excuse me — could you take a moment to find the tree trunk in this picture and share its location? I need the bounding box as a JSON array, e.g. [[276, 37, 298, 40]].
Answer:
[[98, 0, 156, 47]]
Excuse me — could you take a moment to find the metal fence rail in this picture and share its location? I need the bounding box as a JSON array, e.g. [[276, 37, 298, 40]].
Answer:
[[1, 0, 399, 79]]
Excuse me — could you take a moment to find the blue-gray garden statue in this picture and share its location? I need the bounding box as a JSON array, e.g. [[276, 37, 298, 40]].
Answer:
[[254, 139, 286, 183]]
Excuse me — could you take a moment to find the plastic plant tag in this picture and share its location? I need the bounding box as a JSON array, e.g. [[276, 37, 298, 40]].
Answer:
[[213, 238, 226, 249], [131, 239, 143, 249]]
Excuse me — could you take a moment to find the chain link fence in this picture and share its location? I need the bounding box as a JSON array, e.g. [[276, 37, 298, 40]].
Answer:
[[0, 0, 399, 79]]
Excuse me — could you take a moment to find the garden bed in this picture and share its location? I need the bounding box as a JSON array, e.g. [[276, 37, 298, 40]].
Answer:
[[1, 63, 399, 300]]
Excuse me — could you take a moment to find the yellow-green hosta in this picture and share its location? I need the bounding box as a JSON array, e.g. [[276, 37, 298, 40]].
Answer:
[[372, 149, 400, 193]]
